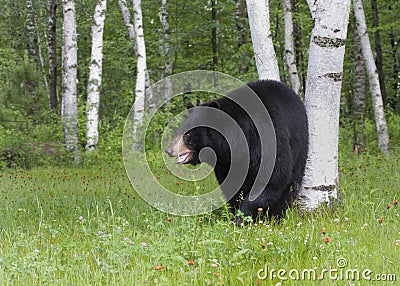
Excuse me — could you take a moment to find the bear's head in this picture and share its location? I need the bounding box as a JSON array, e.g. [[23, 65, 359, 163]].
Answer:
[[165, 100, 227, 166]]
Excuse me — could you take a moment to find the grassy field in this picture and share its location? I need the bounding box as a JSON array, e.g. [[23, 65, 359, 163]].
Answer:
[[0, 150, 399, 285]]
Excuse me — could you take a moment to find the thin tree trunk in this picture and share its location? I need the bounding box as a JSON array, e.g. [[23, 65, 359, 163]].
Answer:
[[159, 0, 172, 104], [26, 0, 37, 62], [159, 0, 171, 77], [353, 27, 366, 154], [298, 0, 351, 211], [282, 0, 301, 95], [236, 0, 248, 74], [62, 0, 81, 163], [172, 1, 179, 73], [389, 5, 400, 110], [118, 0, 153, 110], [246, 0, 280, 81], [211, 0, 218, 74], [353, 0, 389, 154], [118, 0, 136, 50], [23, 55, 30, 132], [86, 0, 107, 151], [132, 0, 147, 149], [292, 0, 306, 95], [371, 0, 386, 106], [395, 37, 400, 107], [236, 0, 247, 47], [48, 0, 58, 110], [35, 12, 49, 96]]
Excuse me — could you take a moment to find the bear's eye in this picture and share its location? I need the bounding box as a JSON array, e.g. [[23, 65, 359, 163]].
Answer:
[[183, 132, 190, 138]]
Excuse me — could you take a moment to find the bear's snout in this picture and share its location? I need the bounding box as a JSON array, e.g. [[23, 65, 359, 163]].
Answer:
[[165, 146, 173, 157], [165, 135, 180, 157], [166, 134, 195, 164]]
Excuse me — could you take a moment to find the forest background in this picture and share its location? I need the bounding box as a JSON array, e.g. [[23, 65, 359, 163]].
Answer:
[[0, 0, 399, 165]]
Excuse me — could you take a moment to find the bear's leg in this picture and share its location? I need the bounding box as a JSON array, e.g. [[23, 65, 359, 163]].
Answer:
[[237, 184, 290, 222]]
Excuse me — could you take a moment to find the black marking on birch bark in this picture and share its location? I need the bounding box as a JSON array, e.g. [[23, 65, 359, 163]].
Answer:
[[319, 72, 343, 82], [313, 36, 346, 48]]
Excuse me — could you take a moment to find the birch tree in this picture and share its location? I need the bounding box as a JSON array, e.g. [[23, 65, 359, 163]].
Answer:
[[118, 0, 136, 49], [236, 0, 247, 48], [48, 0, 58, 109], [298, 0, 351, 211], [282, 0, 301, 95], [35, 8, 49, 96], [236, 0, 247, 74], [353, 28, 366, 154], [159, 0, 172, 102], [27, 0, 49, 93], [371, 0, 386, 104], [353, 0, 389, 154], [62, 0, 81, 163], [246, 0, 280, 81], [211, 0, 218, 72], [160, 0, 172, 78], [118, 0, 153, 109], [26, 0, 37, 61], [131, 0, 147, 148], [86, 0, 107, 151]]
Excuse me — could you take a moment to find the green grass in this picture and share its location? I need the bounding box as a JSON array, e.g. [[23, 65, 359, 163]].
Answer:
[[0, 150, 399, 285]]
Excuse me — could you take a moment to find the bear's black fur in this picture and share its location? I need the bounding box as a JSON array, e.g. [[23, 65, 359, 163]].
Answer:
[[166, 80, 308, 220]]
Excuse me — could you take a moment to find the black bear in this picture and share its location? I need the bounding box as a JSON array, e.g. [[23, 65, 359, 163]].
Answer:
[[166, 80, 308, 220]]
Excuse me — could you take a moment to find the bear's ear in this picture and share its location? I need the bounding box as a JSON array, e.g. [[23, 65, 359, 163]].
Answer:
[[209, 101, 220, 109], [186, 102, 195, 109]]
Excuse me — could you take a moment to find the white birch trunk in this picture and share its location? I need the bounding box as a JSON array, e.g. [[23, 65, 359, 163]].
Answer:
[[236, 0, 248, 74], [398, 71, 400, 100], [298, 0, 351, 211], [86, 0, 107, 151], [132, 0, 147, 149], [119, 0, 153, 110], [353, 27, 366, 154], [26, 0, 37, 61], [246, 0, 280, 81], [282, 0, 301, 95], [159, 0, 172, 104], [118, 0, 136, 49], [160, 0, 172, 77], [48, 0, 58, 109], [236, 0, 247, 48], [62, 0, 81, 163], [34, 9, 50, 96], [353, 0, 389, 154]]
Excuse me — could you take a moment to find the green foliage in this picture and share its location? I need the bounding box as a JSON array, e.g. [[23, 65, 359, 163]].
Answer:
[[0, 0, 399, 166], [0, 126, 71, 169], [0, 55, 47, 131], [0, 48, 20, 82], [339, 113, 400, 153]]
